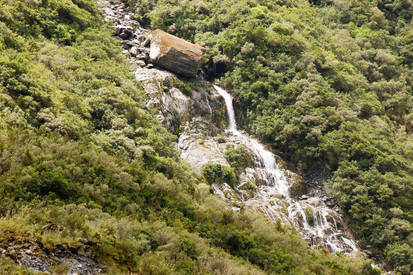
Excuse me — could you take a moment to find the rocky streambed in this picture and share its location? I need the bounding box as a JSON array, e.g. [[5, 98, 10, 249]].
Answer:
[[99, 0, 359, 256]]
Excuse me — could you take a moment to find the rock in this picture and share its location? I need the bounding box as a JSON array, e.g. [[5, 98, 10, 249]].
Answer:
[[135, 34, 147, 44], [325, 198, 336, 207], [142, 37, 151, 47], [122, 40, 138, 49], [204, 54, 230, 80], [130, 38, 142, 45], [134, 67, 174, 83], [178, 125, 229, 170], [150, 29, 205, 77], [161, 87, 190, 128], [136, 53, 148, 61], [115, 25, 134, 40], [135, 60, 146, 67], [129, 46, 139, 56], [140, 47, 150, 55]]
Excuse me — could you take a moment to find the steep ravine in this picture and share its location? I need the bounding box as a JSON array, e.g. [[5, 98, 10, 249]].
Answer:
[[99, 0, 358, 256]]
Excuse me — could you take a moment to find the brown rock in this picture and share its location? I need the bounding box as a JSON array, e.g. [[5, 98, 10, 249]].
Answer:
[[149, 29, 205, 77], [115, 25, 134, 40]]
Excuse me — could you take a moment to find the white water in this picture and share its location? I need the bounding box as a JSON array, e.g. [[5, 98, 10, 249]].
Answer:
[[214, 85, 358, 255], [99, 0, 358, 258], [214, 85, 237, 131]]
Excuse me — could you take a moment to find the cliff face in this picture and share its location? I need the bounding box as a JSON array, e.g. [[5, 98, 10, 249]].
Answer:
[[134, 66, 227, 136]]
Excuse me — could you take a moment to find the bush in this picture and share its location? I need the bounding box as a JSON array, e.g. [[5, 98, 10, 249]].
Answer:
[[224, 144, 254, 173], [122, 0, 413, 271], [202, 163, 237, 187]]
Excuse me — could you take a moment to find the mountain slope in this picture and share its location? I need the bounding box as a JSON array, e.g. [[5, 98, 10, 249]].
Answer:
[[0, 0, 380, 274], [122, 0, 413, 273]]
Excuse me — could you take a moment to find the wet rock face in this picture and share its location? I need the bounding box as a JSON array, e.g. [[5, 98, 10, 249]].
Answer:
[[178, 123, 230, 170], [134, 66, 226, 135], [150, 29, 205, 77]]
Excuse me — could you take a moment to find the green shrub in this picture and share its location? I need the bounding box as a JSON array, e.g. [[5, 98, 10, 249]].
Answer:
[[0, 0, 385, 273], [202, 163, 237, 187], [122, 0, 413, 271], [224, 144, 254, 173]]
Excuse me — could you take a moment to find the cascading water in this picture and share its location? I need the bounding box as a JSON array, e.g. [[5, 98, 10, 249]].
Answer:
[[214, 85, 237, 132], [213, 85, 358, 255], [99, 0, 359, 259]]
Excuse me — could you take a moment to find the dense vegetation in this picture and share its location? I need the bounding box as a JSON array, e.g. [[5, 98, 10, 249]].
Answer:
[[202, 145, 253, 188], [0, 0, 380, 273], [123, 0, 413, 273]]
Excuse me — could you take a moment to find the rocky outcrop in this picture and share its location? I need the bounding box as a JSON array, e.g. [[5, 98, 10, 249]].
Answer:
[[134, 66, 227, 135], [99, 0, 151, 68], [150, 29, 205, 77], [0, 234, 103, 274], [99, 0, 223, 135]]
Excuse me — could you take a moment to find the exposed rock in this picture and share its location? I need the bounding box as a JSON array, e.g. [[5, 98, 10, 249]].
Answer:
[[212, 183, 239, 205], [136, 52, 148, 61], [178, 125, 229, 170], [115, 25, 134, 40], [135, 60, 146, 67], [289, 177, 308, 199], [141, 37, 151, 47], [129, 46, 139, 56], [162, 87, 190, 119], [204, 54, 230, 80], [150, 29, 205, 77], [122, 40, 136, 49], [133, 66, 226, 134], [0, 235, 104, 274]]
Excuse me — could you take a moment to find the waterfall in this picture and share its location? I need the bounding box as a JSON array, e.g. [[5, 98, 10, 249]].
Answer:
[[214, 85, 237, 131], [99, 0, 359, 259], [213, 85, 358, 255], [214, 84, 290, 198]]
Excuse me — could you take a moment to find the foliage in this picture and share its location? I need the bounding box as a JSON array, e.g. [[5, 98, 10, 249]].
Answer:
[[202, 163, 237, 187], [225, 144, 254, 173], [124, 0, 413, 272], [0, 258, 37, 275], [0, 0, 379, 273]]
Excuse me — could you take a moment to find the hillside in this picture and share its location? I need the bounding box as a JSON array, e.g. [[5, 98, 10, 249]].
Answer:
[[0, 0, 409, 274], [120, 0, 413, 273]]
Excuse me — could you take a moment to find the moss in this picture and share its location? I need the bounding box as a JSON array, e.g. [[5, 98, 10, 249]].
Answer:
[[0, 258, 37, 275], [305, 207, 315, 226], [289, 177, 307, 199]]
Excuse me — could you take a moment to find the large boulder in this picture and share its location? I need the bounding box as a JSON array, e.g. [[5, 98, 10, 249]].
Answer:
[[149, 29, 205, 77]]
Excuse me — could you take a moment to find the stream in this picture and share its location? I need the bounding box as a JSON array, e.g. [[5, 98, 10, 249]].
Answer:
[[213, 85, 358, 255]]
